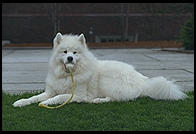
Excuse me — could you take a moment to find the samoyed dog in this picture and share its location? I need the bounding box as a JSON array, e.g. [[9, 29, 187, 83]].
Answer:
[[13, 33, 187, 107]]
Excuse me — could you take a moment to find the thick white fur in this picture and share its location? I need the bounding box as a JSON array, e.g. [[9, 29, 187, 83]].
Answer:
[[13, 33, 187, 107]]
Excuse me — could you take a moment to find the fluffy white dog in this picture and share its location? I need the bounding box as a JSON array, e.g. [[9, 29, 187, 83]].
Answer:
[[13, 33, 187, 107]]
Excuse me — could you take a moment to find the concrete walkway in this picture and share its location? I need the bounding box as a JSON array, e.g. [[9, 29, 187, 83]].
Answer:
[[2, 48, 194, 95]]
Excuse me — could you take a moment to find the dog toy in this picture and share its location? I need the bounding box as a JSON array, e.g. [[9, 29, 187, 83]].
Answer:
[[38, 69, 75, 109]]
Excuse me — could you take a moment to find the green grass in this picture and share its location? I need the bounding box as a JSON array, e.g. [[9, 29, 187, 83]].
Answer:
[[2, 91, 194, 131]]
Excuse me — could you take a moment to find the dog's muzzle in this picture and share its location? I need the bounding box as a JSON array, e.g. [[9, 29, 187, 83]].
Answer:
[[64, 63, 74, 73]]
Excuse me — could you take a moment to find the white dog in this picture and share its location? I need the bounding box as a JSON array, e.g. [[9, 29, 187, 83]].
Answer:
[[13, 33, 187, 107]]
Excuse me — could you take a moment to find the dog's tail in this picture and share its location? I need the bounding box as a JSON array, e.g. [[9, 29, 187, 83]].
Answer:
[[141, 76, 187, 100]]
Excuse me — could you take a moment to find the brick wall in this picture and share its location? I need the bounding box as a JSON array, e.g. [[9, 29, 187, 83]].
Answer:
[[2, 3, 193, 44]]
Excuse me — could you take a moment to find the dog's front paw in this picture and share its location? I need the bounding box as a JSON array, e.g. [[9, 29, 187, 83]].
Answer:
[[39, 101, 49, 106], [13, 99, 30, 107], [92, 98, 101, 103]]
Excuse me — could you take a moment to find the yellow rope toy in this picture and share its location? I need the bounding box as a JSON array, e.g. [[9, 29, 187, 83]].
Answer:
[[38, 69, 75, 109]]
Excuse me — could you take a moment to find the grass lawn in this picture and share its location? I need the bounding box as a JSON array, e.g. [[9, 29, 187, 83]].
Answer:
[[2, 91, 194, 131]]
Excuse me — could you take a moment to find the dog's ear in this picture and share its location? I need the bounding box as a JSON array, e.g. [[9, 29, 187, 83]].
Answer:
[[78, 34, 87, 48], [53, 32, 63, 48]]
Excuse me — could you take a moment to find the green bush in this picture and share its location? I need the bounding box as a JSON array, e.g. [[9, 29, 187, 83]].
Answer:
[[178, 16, 194, 50]]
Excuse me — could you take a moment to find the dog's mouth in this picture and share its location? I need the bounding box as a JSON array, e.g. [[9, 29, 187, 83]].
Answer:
[[63, 63, 75, 73]]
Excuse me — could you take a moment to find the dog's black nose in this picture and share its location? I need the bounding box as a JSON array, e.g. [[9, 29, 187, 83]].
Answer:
[[67, 56, 73, 62]]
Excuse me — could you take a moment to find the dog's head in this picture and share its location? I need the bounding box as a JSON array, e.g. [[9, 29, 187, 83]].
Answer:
[[52, 33, 87, 73]]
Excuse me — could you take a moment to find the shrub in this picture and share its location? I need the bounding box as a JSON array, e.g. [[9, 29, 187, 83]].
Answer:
[[178, 16, 194, 50]]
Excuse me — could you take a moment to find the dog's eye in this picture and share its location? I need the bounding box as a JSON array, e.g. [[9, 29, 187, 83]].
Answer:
[[64, 50, 67, 54], [73, 51, 77, 54]]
